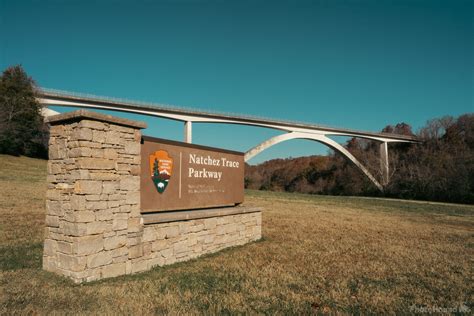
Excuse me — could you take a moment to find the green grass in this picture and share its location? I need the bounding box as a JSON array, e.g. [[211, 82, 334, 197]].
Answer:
[[0, 243, 43, 270], [1, 154, 473, 314]]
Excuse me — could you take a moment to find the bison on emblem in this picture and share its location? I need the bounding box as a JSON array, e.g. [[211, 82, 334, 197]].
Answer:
[[149, 150, 173, 193]]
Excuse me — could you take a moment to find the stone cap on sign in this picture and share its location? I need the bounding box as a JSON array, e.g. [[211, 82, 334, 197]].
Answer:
[[45, 109, 147, 129], [142, 205, 263, 225]]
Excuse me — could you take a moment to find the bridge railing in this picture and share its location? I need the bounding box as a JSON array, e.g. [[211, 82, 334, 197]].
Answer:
[[37, 87, 353, 130], [37, 87, 419, 141]]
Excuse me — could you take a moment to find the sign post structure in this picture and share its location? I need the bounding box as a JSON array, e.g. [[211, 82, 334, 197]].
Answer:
[[43, 110, 261, 283]]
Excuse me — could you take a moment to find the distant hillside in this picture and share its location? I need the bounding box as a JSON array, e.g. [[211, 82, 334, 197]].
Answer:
[[245, 155, 347, 195]]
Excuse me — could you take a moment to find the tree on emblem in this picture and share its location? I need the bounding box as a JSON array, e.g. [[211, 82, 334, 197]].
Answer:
[[153, 158, 159, 178]]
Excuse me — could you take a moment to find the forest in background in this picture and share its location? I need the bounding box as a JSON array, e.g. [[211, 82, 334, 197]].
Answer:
[[245, 115, 474, 204]]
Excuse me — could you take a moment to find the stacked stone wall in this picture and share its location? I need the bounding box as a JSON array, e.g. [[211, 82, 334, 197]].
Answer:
[[137, 212, 261, 270]]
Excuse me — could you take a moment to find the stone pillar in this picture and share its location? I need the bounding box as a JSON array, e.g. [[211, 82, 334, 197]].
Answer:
[[43, 110, 147, 283]]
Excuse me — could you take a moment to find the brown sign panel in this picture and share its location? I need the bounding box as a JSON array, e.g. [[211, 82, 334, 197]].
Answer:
[[140, 136, 244, 213]]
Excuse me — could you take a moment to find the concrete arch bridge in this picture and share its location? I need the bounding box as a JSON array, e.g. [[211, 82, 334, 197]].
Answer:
[[37, 88, 419, 191]]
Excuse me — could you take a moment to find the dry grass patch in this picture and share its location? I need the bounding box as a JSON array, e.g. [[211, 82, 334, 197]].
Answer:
[[0, 155, 472, 314]]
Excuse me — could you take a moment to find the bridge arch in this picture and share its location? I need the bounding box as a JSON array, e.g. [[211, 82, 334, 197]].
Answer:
[[244, 132, 384, 191]]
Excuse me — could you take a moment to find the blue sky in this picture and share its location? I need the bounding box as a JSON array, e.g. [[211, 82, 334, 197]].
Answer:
[[1, 0, 472, 164]]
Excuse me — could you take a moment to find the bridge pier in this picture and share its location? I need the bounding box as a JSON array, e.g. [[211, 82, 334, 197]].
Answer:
[[184, 121, 192, 143], [380, 142, 389, 186]]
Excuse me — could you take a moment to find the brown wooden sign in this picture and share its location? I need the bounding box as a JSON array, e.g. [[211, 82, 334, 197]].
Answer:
[[140, 136, 244, 213]]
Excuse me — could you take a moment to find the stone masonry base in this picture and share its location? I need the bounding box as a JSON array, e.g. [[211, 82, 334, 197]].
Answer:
[[44, 208, 261, 283]]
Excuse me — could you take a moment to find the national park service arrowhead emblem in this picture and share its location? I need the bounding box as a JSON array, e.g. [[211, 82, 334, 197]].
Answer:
[[149, 150, 173, 194]]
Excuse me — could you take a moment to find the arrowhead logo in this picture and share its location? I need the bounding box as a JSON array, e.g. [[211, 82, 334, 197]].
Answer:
[[149, 150, 173, 194]]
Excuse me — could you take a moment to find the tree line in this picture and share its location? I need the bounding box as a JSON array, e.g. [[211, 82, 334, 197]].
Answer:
[[245, 115, 473, 204]]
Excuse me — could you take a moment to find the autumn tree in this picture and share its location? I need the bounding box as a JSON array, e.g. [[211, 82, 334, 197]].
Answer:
[[387, 114, 473, 203], [244, 115, 473, 203]]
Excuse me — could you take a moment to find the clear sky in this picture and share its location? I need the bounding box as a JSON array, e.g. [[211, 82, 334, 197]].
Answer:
[[1, 0, 472, 164]]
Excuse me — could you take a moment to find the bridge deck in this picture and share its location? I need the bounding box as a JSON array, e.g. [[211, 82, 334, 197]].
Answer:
[[37, 88, 419, 142]]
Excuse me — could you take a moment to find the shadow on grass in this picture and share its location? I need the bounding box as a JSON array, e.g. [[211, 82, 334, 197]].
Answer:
[[0, 242, 43, 270]]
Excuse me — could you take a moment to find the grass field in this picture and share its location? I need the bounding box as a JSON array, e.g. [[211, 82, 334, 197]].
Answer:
[[1, 154, 473, 314]]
